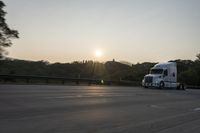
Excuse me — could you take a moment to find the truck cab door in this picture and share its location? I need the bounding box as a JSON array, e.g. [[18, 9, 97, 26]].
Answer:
[[163, 69, 169, 82]]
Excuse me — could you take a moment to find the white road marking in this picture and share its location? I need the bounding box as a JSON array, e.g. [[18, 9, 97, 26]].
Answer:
[[44, 94, 132, 99], [193, 107, 200, 111], [150, 105, 165, 109]]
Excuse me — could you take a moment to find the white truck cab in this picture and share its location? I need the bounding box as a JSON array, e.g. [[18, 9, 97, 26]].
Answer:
[[142, 62, 184, 89]]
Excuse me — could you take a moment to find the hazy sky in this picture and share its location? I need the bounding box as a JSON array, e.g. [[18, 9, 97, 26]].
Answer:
[[4, 0, 200, 63]]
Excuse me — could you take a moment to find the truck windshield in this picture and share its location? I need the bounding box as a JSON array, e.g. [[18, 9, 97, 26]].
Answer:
[[150, 69, 163, 74]]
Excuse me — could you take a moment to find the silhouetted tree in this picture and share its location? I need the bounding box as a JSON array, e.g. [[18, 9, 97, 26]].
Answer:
[[196, 53, 200, 61], [1, 56, 200, 86], [0, 1, 19, 58]]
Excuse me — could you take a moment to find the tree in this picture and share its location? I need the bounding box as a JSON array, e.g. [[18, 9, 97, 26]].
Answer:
[[196, 53, 200, 61], [0, 1, 19, 58]]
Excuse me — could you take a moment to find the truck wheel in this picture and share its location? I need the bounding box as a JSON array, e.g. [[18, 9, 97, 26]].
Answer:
[[159, 81, 164, 89], [176, 85, 180, 90]]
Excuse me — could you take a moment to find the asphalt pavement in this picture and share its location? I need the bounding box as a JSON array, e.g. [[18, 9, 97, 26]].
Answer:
[[0, 85, 200, 133]]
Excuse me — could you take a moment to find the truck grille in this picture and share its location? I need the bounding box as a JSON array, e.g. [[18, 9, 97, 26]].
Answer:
[[145, 76, 153, 83]]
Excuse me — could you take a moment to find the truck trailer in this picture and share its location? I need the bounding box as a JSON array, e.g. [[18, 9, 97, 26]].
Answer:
[[142, 62, 184, 90]]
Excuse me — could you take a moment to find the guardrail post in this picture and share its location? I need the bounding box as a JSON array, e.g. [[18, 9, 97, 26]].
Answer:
[[88, 80, 91, 86], [46, 79, 49, 84], [26, 78, 30, 84], [3, 78, 7, 83], [76, 79, 79, 85], [62, 80, 65, 85]]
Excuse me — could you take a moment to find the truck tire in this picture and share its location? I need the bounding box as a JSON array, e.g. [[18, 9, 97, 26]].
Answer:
[[159, 81, 164, 89], [176, 85, 180, 90]]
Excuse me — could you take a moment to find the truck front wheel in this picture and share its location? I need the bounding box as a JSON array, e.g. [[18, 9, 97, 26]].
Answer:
[[159, 81, 165, 89]]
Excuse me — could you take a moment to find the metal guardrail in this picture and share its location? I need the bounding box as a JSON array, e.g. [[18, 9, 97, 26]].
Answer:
[[1, 75, 199, 88], [186, 85, 200, 89], [0, 74, 140, 86]]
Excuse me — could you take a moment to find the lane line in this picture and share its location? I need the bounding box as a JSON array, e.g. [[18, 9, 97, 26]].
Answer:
[[193, 107, 200, 111]]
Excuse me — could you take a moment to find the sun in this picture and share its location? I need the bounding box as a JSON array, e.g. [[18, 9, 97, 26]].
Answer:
[[95, 49, 103, 58]]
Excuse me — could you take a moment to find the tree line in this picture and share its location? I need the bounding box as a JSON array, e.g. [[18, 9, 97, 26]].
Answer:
[[1, 54, 200, 86]]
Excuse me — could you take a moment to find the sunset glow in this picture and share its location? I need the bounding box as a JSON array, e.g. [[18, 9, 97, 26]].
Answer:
[[95, 49, 103, 58], [5, 0, 200, 63]]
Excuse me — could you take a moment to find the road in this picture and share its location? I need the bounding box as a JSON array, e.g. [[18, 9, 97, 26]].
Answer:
[[0, 85, 200, 133]]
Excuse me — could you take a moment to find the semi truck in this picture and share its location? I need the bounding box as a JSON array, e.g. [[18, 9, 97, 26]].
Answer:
[[142, 62, 184, 90]]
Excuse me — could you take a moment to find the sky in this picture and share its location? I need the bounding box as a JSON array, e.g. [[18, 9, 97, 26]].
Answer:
[[3, 0, 200, 63]]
